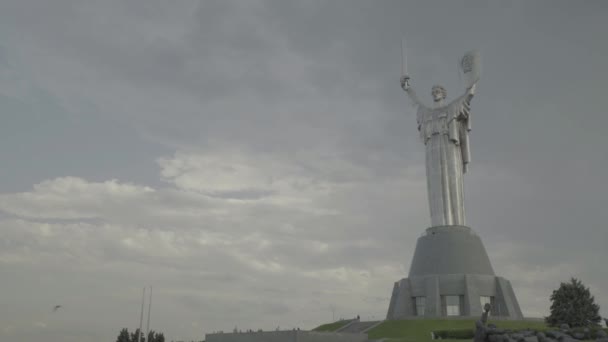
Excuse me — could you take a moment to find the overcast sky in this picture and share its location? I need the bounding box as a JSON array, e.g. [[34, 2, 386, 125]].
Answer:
[[1, 1, 607, 341]]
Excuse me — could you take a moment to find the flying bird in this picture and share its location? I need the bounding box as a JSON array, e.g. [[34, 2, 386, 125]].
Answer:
[[52, 305, 62, 312]]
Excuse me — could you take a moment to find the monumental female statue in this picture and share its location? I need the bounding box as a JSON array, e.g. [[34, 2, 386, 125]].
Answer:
[[400, 51, 480, 227]]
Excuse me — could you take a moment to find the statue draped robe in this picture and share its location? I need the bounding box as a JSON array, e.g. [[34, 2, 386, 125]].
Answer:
[[410, 88, 474, 227]]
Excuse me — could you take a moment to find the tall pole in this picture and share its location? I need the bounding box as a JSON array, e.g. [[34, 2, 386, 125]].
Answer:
[[139, 287, 146, 342], [146, 286, 152, 339]]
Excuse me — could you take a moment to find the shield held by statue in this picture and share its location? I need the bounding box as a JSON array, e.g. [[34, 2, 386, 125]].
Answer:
[[461, 50, 481, 89]]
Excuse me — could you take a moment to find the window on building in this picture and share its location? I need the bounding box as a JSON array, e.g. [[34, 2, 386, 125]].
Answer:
[[413, 296, 426, 316], [445, 295, 460, 316]]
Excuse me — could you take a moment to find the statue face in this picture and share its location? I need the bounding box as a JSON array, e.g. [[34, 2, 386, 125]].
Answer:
[[431, 86, 446, 102]]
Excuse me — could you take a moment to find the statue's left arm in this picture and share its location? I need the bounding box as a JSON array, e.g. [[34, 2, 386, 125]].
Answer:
[[450, 83, 476, 121], [447, 83, 477, 173]]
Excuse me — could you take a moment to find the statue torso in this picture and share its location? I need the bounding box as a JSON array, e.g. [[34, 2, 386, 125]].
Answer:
[[418, 106, 452, 143]]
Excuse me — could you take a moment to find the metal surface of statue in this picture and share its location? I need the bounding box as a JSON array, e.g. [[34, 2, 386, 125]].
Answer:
[[386, 49, 523, 320], [399, 53, 478, 227]]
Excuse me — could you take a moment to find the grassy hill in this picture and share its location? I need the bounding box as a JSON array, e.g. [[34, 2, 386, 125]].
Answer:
[[312, 318, 583, 342], [312, 319, 354, 332]]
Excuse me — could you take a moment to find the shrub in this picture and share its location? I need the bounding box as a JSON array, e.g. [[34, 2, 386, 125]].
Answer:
[[433, 328, 474, 339], [545, 278, 601, 327]]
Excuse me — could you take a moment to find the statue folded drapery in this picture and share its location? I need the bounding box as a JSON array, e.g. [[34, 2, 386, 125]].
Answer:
[[401, 76, 476, 227]]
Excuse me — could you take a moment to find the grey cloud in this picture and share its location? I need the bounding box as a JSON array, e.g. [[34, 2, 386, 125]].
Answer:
[[206, 188, 276, 200]]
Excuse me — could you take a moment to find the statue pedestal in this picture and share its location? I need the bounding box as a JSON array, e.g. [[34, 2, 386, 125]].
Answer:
[[386, 226, 523, 319]]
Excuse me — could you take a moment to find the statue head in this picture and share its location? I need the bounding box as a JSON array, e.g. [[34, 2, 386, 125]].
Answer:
[[431, 85, 447, 102]]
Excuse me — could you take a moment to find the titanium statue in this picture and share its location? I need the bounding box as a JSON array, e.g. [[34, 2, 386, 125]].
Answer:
[[400, 52, 479, 227]]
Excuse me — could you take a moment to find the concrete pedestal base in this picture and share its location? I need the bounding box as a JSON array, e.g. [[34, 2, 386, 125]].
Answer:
[[386, 226, 523, 319]]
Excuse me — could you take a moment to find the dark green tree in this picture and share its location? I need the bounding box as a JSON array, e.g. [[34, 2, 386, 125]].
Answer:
[[147, 330, 155, 342], [147, 330, 166, 342], [116, 328, 130, 342], [130, 328, 146, 342], [117, 327, 166, 342], [545, 278, 601, 327]]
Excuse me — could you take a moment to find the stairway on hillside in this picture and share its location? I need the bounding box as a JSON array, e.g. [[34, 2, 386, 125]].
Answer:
[[336, 320, 382, 334]]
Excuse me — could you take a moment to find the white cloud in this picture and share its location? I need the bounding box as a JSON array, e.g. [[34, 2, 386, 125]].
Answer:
[[2, 325, 15, 334], [0, 177, 153, 220], [0, 147, 426, 339]]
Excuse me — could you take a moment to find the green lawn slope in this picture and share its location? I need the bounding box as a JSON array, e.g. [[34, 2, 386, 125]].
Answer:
[[314, 318, 576, 342], [312, 319, 354, 332], [368, 319, 477, 342]]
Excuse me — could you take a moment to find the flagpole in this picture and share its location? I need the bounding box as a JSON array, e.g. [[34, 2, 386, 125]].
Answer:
[[146, 286, 152, 340], [139, 287, 146, 342]]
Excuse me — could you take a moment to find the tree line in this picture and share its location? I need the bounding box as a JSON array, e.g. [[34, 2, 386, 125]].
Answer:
[[116, 328, 165, 342]]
